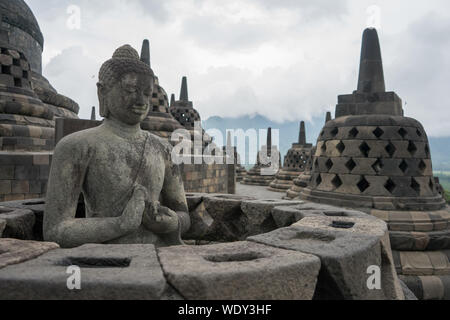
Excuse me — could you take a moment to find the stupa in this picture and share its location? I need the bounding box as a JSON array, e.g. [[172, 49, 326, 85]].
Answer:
[[300, 28, 450, 300], [285, 113, 331, 199], [170, 77, 212, 152], [138, 40, 183, 140], [242, 128, 281, 186], [0, 0, 79, 201], [223, 132, 247, 182], [269, 122, 313, 192]]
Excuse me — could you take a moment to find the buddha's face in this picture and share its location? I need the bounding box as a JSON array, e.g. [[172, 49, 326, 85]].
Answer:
[[99, 72, 154, 125]]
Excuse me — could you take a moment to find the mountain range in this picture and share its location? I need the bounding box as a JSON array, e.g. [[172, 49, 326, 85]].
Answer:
[[202, 114, 450, 171]]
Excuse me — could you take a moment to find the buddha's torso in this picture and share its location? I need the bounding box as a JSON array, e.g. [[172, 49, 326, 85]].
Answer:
[[79, 123, 167, 220]]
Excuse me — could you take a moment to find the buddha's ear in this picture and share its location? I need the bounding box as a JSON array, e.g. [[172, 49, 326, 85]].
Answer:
[[97, 81, 109, 118]]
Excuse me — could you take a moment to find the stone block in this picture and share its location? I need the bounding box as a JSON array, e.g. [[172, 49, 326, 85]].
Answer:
[[158, 241, 321, 300], [0, 244, 176, 300], [241, 199, 303, 236], [0, 206, 35, 240], [249, 216, 404, 300]]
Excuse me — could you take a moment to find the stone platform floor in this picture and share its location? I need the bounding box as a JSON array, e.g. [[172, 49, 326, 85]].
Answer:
[[236, 183, 285, 200]]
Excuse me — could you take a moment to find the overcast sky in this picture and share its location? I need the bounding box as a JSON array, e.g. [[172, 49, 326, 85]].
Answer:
[[26, 0, 450, 137]]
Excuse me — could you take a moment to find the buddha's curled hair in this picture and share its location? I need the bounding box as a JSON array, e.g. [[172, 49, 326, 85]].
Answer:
[[99, 44, 154, 88]]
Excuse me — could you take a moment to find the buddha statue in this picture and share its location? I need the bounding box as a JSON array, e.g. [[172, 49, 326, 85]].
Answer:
[[43, 45, 190, 248]]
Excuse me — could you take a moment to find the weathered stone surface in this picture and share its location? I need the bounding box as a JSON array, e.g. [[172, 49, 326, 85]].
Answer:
[[184, 200, 214, 240], [0, 238, 59, 269], [0, 244, 177, 300], [241, 199, 303, 236], [0, 206, 35, 240], [249, 216, 404, 300], [158, 241, 321, 300], [399, 275, 450, 300], [202, 195, 255, 241], [271, 202, 373, 228]]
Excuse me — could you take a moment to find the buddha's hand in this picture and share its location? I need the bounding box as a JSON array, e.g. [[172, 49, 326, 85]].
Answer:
[[118, 185, 147, 233], [143, 201, 179, 235]]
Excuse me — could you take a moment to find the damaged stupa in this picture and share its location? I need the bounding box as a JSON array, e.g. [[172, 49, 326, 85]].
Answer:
[[139, 40, 183, 140], [301, 28, 450, 300], [269, 121, 313, 192], [0, 0, 79, 202], [242, 128, 281, 186]]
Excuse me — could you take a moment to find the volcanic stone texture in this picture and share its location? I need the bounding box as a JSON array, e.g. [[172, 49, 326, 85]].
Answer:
[[158, 241, 321, 300], [249, 215, 404, 300], [0, 243, 180, 300], [302, 115, 446, 211]]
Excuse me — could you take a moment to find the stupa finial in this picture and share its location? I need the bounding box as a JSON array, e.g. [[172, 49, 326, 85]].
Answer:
[[299, 121, 306, 145], [140, 39, 151, 67], [357, 28, 385, 94], [180, 77, 189, 102]]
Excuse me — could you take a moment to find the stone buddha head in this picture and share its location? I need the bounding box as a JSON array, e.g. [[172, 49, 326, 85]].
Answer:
[[97, 45, 155, 125]]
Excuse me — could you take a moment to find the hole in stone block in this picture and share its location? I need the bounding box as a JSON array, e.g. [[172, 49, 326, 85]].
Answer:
[[372, 158, 384, 174], [14, 78, 22, 87], [359, 142, 371, 157], [349, 128, 359, 138], [204, 252, 263, 263], [336, 141, 346, 154], [411, 178, 421, 194], [58, 257, 131, 268], [0, 48, 7, 54], [419, 160, 427, 174], [321, 143, 327, 153], [425, 145, 430, 157], [331, 128, 339, 137], [324, 211, 346, 217], [408, 141, 418, 156], [385, 179, 396, 193], [1, 65, 11, 75], [331, 221, 355, 229], [385, 142, 396, 158], [316, 174, 322, 186], [325, 159, 334, 171], [22, 70, 28, 78], [373, 127, 384, 139], [23, 200, 45, 205], [399, 160, 408, 173], [332, 175, 343, 189], [398, 128, 408, 138], [345, 159, 357, 172], [12, 59, 20, 66], [357, 176, 370, 192], [416, 129, 423, 137]]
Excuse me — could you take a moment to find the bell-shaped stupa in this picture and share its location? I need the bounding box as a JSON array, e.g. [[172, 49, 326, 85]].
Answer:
[[242, 128, 281, 186], [300, 28, 450, 300], [269, 121, 313, 192]]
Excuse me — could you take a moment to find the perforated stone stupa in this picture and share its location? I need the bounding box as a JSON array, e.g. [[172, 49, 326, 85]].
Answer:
[[138, 40, 183, 140], [242, 128, 281, 186], [0, 0, 79, 202], [300, 28, 450, 300], [285, 113, 331, 199], [269, 121, 313, 192]]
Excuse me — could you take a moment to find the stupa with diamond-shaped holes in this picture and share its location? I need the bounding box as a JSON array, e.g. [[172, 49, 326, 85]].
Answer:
[[269, 121, 313, 192], [300, 28, 450, 299]]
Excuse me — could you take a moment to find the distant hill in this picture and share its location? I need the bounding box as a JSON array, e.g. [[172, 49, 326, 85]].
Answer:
[[202, 114, 450, 171]]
